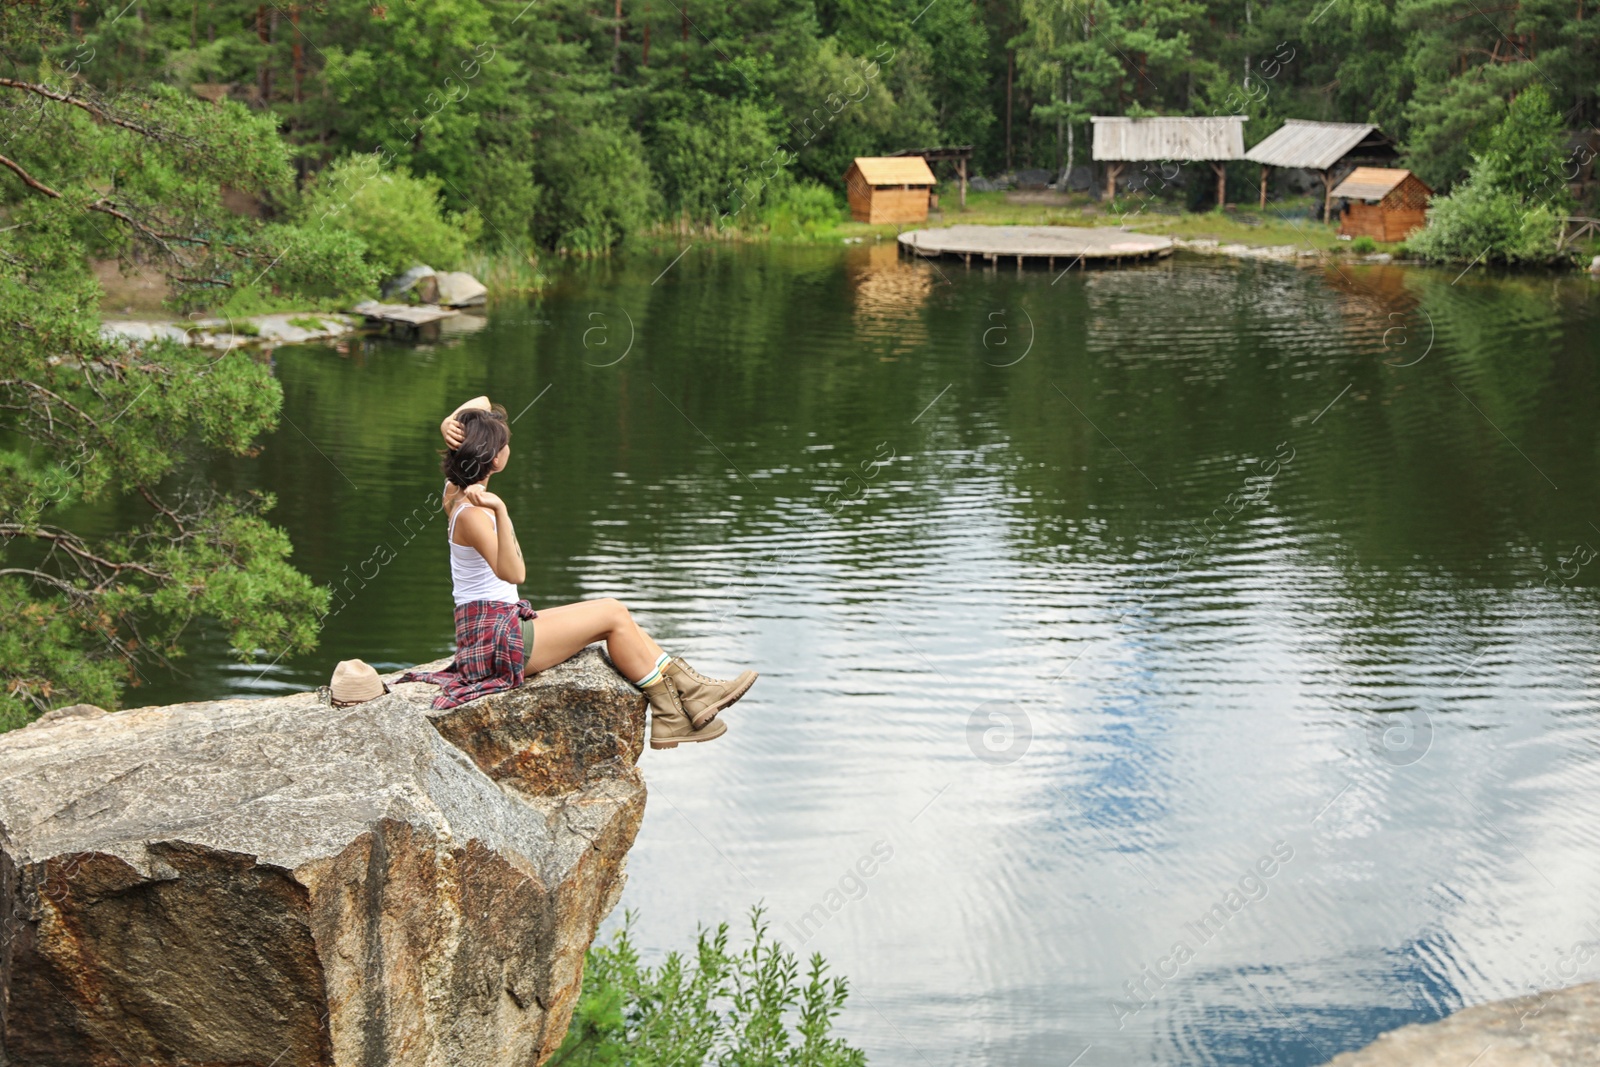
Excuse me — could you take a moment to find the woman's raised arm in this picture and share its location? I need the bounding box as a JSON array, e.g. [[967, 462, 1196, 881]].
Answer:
[[441, 395, 491, 449]]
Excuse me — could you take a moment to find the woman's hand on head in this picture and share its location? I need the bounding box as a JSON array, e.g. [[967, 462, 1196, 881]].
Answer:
[[441, 395, 491, 448], [464, 483, 505, 511], [441, 415, 465, 449]]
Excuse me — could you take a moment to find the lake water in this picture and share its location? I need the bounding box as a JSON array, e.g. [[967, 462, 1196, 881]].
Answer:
[[132, 243, 1600, 1066]]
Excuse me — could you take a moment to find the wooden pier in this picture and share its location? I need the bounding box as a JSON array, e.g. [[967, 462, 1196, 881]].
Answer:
[[898, 225, 1174, 271], [351, 301, 460, 328]]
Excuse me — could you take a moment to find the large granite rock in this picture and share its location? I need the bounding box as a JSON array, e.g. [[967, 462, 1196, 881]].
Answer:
[[435, 271, 488, 308], [0, 647, 646, 1067], [1319, 982, 1600, 1066]]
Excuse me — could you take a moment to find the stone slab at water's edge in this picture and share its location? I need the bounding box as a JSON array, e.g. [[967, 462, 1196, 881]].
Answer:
[[1317, 982, 1600, 1066], [0, 647, 646, 1067]]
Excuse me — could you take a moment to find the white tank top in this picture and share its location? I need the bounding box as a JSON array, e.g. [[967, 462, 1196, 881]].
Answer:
[[448, 500, 520, 606]]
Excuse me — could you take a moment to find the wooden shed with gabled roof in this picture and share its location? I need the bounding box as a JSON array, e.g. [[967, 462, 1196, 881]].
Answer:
[[1090, 115, 1247, 205], [1244, 119, 1397, 219], [844, 156, 939, 224], [1330, 167, 1433, 242]]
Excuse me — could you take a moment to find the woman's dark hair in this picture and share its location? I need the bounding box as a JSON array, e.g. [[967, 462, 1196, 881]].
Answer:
[[442, 406, 510, 487]]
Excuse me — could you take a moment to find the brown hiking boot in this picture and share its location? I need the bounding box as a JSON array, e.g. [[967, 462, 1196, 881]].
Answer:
[[663, 658, 758, 729], [643, 676, 727, 749]]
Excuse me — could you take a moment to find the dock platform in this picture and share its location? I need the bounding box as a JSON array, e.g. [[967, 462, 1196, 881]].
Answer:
[[898, 225, 1174, 270], [351, 301, 460, 327]]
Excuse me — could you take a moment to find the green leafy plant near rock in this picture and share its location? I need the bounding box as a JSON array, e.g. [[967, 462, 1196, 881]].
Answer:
[[551, 906, 867, 1067]]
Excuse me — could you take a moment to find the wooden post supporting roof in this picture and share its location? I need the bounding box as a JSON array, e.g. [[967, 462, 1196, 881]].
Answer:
[[888, 145, 973, 213], [1105, 162, 1124, 200], [1243, 119, 1398, 219]]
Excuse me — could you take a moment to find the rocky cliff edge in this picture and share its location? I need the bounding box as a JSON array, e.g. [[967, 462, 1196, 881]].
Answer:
[[0, 647, 646, 1067]]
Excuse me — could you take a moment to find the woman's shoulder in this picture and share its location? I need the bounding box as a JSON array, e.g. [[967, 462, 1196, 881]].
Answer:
[[451, 503, 496, 542]]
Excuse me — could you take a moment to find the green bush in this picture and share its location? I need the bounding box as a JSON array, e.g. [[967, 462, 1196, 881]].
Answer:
[[534, 126, 660, 254], [759, 183, 843, 236], [300, 155, 481, 276], [550, 906, 867, 1067], [1408, 177, 1562, 265], [1351, 235, 1378, 254]]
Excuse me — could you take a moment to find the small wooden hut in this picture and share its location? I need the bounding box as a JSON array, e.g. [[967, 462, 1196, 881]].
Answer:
[[1090, 116, 1246, 205], [1244, 119, 1397, 219], [843, 157, 938, 224], [1330, 168, 1432, 242]]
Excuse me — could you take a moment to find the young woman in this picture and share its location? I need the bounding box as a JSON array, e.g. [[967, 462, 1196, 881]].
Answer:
[[403, 395, 756, 749]]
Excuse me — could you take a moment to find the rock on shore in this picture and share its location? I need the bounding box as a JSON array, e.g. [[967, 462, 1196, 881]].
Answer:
[[1319, 982, 1600, 1066], [0, 647, 646, 1067], [100, 312, 361, 350]]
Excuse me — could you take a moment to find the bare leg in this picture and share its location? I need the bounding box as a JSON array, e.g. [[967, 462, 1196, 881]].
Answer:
[[523, 597, 666, 679]]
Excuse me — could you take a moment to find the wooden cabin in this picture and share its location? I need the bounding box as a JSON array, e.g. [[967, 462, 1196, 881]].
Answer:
[[844, 157, 938, 224], [1244, 119, 1398, 219], [1330, 168, 1433, 242], [1090, 116, 1246, 205]]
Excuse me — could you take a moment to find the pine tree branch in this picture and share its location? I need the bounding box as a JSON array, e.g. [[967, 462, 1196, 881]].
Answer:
[[0, 154, 207, 255], [0, 525, 169, 582], [0, 150, 60, 197], [0, 77, 166, 141], [136, 485, 188, 532], [0, 568, 86, 597]]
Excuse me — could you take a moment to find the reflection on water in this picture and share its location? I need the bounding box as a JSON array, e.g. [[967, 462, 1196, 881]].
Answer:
[[126, 247, 1600, 1066], [849, 240, 936, 355]]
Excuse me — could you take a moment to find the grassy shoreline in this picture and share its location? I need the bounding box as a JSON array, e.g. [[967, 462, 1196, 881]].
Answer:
[[639, 188, 1389, 258], [100, 188, 1594, 321]]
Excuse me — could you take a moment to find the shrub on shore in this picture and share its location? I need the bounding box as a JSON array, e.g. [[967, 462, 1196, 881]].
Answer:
[[299, 156, 482, 277], [550, 906, 867, 1067]]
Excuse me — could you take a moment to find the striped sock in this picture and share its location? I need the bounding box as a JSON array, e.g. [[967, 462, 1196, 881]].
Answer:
[[633, 652, 671, 688]]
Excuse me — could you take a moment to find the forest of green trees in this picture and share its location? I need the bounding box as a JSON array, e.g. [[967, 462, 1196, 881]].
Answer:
[[9, 0, 1598, 253]]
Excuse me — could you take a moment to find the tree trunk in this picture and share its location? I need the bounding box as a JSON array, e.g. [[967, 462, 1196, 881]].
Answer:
[[291, 5, 304, 104], [1244, 0, 1252, 89], [1061, 77, 1075, 187], [1006, 49, 1015, 170], [256, 5, 272, 106], [613, 0, 622, 74], [1259, 165, 1268, 209]]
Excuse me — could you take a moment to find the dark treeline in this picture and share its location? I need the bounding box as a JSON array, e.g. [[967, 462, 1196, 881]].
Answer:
[[29, 0, 1600, 251]]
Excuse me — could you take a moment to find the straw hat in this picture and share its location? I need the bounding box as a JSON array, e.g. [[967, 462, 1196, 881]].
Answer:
[[329, 659, 388, 707]]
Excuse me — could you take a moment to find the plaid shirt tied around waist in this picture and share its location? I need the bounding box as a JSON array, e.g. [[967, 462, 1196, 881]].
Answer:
[[400, 599, 538, 710]]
